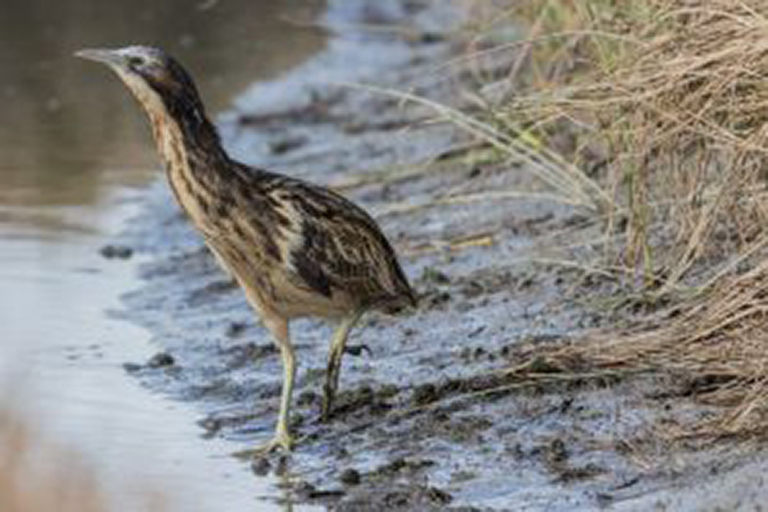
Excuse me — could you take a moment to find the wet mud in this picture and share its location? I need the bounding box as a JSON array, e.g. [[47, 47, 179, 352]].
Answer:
[[111, 1, 761, 510]]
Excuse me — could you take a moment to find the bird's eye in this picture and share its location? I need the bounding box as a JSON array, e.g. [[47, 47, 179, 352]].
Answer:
[[127, 56, 144, 67]]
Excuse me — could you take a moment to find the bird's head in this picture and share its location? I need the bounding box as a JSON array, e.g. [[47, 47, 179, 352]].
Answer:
[[75, 46, 205, 123]]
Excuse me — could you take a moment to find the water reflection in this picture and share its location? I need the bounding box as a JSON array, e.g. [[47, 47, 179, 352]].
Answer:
[[0, 0, 325, 207], [0, 1, 325, 510]]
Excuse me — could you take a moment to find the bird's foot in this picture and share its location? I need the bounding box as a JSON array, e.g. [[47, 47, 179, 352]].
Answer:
[[343, 344, 372, 357], [233, 431, 295, 460], [256, 431, 295, 454]]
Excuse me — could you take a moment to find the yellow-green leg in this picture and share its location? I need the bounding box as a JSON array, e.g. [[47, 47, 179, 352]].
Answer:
[[255, 315, 296, 453], [322, 309, 364, 421]]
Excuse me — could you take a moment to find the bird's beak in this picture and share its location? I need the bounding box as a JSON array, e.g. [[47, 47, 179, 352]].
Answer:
[[74, 48, 125, 68]]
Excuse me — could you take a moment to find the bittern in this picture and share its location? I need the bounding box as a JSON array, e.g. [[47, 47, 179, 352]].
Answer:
[[76, 46, 416, 452]]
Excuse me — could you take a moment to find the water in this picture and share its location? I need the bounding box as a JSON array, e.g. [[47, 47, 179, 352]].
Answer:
[[0, 1, 325, 510]]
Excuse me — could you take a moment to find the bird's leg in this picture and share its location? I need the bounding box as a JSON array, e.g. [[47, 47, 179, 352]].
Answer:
[[254, 315, 296, 453], [321, 309, 364, 421]]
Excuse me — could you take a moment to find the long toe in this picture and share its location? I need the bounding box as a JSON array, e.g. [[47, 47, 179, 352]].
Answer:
[[258, 432, 294, 454], [233, 433, 295, 459], [275, 431, 295, 452]]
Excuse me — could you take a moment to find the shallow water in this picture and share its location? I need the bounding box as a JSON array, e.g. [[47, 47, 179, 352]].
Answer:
[[0, 1, 324, 510]]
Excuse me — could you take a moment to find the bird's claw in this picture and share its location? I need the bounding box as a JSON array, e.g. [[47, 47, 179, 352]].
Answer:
[[343, 344, 372, 357], [233, 432, 295, 460], [259, 432, 295, 454]]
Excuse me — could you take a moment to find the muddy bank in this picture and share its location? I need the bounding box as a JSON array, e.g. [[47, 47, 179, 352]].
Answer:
[[111, 0, 756, 510]]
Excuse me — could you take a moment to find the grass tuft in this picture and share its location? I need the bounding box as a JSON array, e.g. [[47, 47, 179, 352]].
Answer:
[[488, 0, 768, 441], [502, 0, 768, 291]]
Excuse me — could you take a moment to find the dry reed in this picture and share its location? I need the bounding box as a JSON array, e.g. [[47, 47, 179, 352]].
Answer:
[[507, 259, 768, 440], [494, 0, 768, 441], [504, 0, 768, 290]]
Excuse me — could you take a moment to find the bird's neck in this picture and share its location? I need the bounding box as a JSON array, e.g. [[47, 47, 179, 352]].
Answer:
[[123, 75, 227, 172], [157, 102, 225, 160], [141, 94, 232, 230], [143, 95, 229, 178]]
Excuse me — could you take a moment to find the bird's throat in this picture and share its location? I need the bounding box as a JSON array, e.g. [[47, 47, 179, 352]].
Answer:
[[148, 110, 186, 173], [145, 103, 224, 242]]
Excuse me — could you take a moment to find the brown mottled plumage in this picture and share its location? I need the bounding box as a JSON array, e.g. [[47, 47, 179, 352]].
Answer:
[[76, 46, 416, 452]]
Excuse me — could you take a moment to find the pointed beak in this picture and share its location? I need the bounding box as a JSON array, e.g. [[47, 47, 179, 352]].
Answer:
[[74, 48, 125, 68]]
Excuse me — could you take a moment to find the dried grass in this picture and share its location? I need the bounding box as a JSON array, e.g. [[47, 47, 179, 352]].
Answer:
[[492, 0, 768, 440], [504, 0, 768, 290], [343, 81, 611, 211], [508, 259, 768, 440]]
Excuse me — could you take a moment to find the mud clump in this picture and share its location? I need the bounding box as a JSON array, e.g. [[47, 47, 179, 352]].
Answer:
[[418, 289, 452, 311], [268, 135, 308, 155], [123, 351, 176, 373], [554, 463, 606, 484], [293, 481, 345, 502], [225, 321, 248, 338], [411, 383, 439, 406], [147, 351, 175, 368], [332, 458, 458, 510], [534, 437, 607, 484], [339, 468, 361, 486], [420, 266, 451, 285], [219, 342, 276, 369], [99, 244, 133, 259], [296, 389, 319, 407], [331, 385, 394, 419], [250, 456, 271, 477], [371, 457, 436, 478], [544, 438, 569, 465], [198, 413, 258, 439], [335, 483, 455, 512], [422, 414, 493, 444]]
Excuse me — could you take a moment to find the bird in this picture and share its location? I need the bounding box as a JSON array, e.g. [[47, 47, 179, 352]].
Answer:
[[76, 46, 417, 453]]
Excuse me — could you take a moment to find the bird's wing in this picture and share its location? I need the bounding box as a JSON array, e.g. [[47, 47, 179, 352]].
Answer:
[[275, 180, 414, 306]]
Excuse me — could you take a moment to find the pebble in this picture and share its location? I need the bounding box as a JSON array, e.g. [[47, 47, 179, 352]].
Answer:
[[251, 456, 271, 476], [339, 468, 361, 486], [147, 351, 175, 368], [99, 244, 133, 259]]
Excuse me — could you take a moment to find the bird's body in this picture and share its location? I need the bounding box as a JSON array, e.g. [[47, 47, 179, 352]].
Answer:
[[77, 46, 415, 452], [151, 100, 413, 320]]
